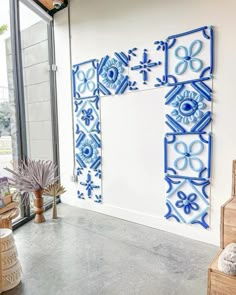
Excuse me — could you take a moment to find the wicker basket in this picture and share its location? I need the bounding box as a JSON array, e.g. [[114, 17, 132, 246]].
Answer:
[[1, 245, 18, 270], [0, 229, 15, 252], [0, 229, 22, 293], [2, 261, 22, 292], [0, 206, 20, 230]]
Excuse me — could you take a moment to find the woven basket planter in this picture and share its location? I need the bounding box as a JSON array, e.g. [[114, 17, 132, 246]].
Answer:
[[0, 229, 22, 293], [0, 229, 15, 252], [1, 261, 22, 292]]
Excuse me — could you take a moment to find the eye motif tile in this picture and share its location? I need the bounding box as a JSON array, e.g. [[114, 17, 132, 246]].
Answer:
[[128, 46, 165, 91], [166, 26, 214, 86], [98, 53, 129, 96], [164, 133, 212, 180], [98, 48, 140, 96], [164, 177, 209, 228], [75, 133, 101, 171], [72, 59, 99, 99], [165, 82, 212, 133]]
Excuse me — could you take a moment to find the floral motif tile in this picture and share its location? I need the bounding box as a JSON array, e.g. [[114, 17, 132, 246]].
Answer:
[[77, 169, 101, 202], [164, 177, 209, 228], [128, 46, 165, 91], [164, 133, 212, 179], [72, 59, 99, 99], [166, 26, 214, 86]]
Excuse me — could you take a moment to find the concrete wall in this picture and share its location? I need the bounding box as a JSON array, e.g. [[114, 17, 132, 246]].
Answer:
[[21, 21, 53, 161], [54, 0, 236, 245], [6, 21, 54, 161]]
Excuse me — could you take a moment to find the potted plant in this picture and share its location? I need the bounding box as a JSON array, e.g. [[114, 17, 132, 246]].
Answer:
[[4, 159, 58, 223]]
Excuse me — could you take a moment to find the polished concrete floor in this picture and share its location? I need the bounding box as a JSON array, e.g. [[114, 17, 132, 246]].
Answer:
[[6, 204, 218, 295]]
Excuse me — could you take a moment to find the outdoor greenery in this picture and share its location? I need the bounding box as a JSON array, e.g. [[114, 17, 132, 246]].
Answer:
[[0, 102, 11, 136], [0, 24, 8, 35]]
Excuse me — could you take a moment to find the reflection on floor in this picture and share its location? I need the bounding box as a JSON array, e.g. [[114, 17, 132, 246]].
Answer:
[[5, 204, 218, 295]]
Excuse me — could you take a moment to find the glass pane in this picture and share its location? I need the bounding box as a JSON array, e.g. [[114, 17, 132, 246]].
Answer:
[[0, 1, 19, 175], [20, 2, 54, 163], [19, 3, 55, 209], [0, 1, 22, 221]]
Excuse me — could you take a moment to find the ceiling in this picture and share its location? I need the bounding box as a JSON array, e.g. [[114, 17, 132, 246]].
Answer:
[[33, 0, 68, 15]]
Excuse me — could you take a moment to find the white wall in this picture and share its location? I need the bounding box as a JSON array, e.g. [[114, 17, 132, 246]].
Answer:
[[54, 0, 236, 246]]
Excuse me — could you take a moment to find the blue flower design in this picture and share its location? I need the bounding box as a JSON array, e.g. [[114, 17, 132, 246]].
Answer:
[[175, 191, 199, 215], [171, 90, 206, 124], [77, 191, 85, 199], [101, 58, 125, 89], [154, 40, 166, 51], [81, 108, 94, 126], [76, 167, 83, 175], [127, 48, 137, 61], [128, 81, 138, 91], [94, 195, 102, 203], [155, 75, 166, 87], [79, 139, 98, 164], [131, 49, 161, 84], [77, 68, 96, 94], [174, 140, 204, 172], [80, 172, 100, 197], [175, 40, 203, 75], [95, 169, 102, 179]]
